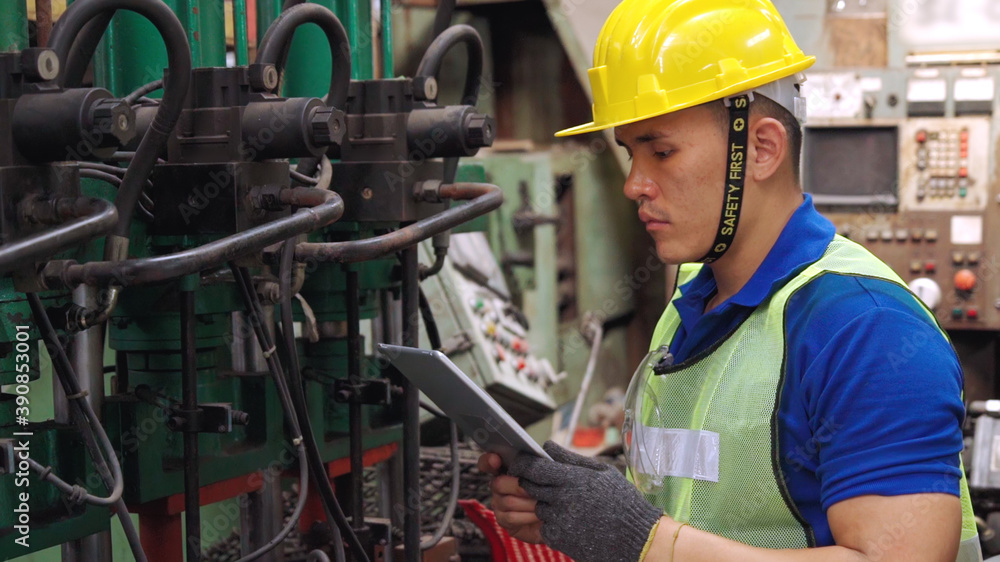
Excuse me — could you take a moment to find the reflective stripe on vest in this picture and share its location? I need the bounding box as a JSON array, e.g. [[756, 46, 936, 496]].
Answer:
[[637, 235, 980, 559]]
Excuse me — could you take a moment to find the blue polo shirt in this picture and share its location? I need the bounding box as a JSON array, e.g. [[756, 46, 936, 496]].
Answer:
[[668, 194, 966, 547]]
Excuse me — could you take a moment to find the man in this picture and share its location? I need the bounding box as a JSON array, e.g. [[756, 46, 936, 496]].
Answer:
[[478, 0, 981, 561]]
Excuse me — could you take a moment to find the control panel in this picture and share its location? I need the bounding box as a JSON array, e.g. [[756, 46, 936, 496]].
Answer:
[[899, 118, 991, 211], [417, 234, 565, 424], [814, 118, 1000, 331], [833, 217, 997, 329]]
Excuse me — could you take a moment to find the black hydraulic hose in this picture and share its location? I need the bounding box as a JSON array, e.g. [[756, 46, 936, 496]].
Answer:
[[229, 264, 312, 562], [49, 0, 192, 240], [124, 79, 164, 105], [294, 183, 502, 264], [418, 287, 441, 350], [432, 0, 457, 39], [27, 294, 148, 562], [415, 24, 483, 108], [52, 189, 344, 287], [242, 261, 368, 562], [416, 287, 460, 550], [0, 197, 117, 275], [59, 11, 114, 88], [416, 24, 485, 183], [256, 3, 351, 109], [276, 241, 360, 562]]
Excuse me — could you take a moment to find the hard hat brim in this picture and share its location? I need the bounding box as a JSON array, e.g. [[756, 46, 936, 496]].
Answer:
[[554, 57, 816, 138]]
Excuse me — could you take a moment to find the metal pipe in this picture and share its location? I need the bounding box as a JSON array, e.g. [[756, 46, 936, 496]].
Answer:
[[400, 245, 421, 562], [346, 267, 365, 529], [255, 3, 351, 108], [0, 197, 117, 275], [180, 288, 201, 562], [279, 186, 335, 207], [36, 0, 53, 47], [56, 286, 106, 422], [49, 189, 344, 288], [565, 318, 604, 447], [61, 530, 112, 562], [293, 183, 502, 263], [239, 481, 283, 562]]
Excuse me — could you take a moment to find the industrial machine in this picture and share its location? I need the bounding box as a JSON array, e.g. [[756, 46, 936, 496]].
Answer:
[[785, 0, 1000, 553], [0, 0, 512, 560]]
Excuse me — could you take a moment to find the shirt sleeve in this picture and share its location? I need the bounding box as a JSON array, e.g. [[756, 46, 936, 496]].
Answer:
[[793, 288, 966, 511]]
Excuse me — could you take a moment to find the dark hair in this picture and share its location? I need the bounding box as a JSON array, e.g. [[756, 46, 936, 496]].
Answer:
[[710, 96, 803, 183]]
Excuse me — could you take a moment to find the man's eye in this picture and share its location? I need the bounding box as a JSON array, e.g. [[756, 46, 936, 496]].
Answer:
[[654, 151, 672, 160]]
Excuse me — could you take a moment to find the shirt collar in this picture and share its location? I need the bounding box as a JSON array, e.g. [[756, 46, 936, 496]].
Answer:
[[675, 193, 835, 319]]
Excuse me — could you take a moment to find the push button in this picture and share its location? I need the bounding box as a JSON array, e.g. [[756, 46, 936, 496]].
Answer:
[[955, 269, 977, 292]]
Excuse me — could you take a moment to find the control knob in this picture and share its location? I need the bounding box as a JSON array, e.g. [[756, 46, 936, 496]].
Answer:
[[908, 278, 942, 310]]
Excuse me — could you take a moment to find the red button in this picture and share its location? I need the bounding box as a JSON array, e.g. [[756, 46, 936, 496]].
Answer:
[[955, 269, 977, 292], [925, 261, 936, 273], [959, 167, 969, 178], [916, 130, 928, 143], [967, 307, 979, 320], [961, 129, 970, 142]]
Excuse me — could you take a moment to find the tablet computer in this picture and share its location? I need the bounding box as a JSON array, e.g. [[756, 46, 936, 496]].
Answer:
[[377, 343, 551, 465]]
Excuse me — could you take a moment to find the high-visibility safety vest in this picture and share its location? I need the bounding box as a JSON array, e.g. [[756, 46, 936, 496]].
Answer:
[[634, 235, 981, 561]]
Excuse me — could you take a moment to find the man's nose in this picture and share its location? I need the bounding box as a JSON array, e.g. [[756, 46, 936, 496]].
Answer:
[[623, 165, 657, 202]]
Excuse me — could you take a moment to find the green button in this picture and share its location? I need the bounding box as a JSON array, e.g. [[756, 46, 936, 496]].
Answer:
[[952, 308, 964, 319], [960, 188, 968, 198]]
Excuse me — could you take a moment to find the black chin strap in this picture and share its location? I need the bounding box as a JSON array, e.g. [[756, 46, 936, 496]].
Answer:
[[698, 94, 751, 264]]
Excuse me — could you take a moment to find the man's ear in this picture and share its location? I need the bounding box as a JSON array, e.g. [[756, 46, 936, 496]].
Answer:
[[748, 117, 788, 183]]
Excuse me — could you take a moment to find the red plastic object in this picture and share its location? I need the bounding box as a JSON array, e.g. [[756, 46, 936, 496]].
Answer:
[[955, 269, 977, 292], [459, 500, 575, 562], [572, 427, 605, 448]]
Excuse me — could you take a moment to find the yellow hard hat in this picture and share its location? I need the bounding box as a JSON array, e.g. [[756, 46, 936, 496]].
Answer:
[[556, 0, 816, 137]]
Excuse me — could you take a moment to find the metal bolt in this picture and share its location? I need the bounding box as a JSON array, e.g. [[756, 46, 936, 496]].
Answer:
[[464, 113, 496, 149], [217, 424, 227, 433], [362, 187, 374, 200], [310, 106, 347, 147], [90, 98, 136, 146]]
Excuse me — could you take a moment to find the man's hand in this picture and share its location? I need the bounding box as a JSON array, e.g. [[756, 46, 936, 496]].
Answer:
[[477, 451, 544, 544], [507, 441, 663, 562]]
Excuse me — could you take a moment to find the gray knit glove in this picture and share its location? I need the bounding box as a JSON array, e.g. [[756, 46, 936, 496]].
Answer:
[[509, 441, 663, 562]]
